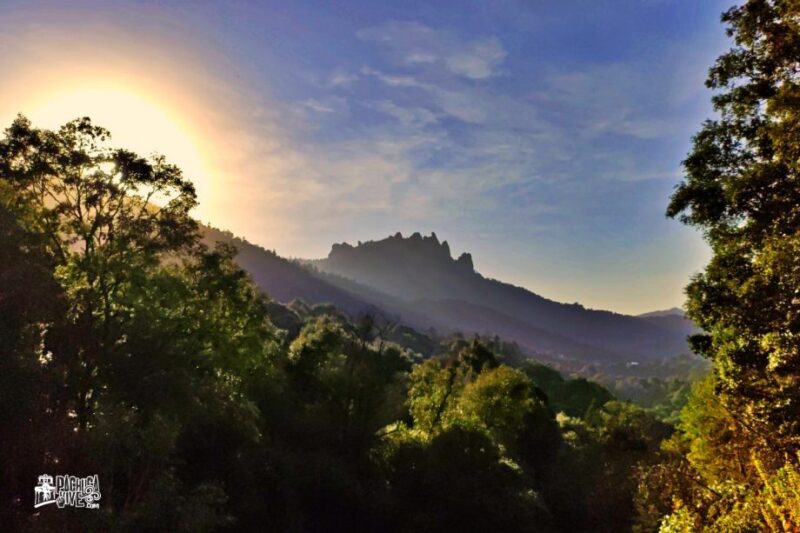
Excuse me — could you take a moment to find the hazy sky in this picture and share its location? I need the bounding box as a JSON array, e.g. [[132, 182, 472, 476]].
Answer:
[[0, 0, 734, 314]]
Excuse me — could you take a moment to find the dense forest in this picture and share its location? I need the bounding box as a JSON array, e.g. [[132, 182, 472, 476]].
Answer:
[[3, 1, 800, 531]]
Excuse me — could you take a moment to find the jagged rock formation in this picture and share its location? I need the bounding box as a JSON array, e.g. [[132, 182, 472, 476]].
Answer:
[[313, 233, 691, 361]]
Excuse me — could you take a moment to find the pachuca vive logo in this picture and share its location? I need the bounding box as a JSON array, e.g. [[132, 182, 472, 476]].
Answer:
[[34, 474, 101, 509]]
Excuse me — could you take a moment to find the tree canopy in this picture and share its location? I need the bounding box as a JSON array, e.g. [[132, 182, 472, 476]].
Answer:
[[638, 1, 800, 528]]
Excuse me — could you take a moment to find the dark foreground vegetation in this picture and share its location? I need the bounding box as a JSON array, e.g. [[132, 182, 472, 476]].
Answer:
[[4, 1, 800, 530]]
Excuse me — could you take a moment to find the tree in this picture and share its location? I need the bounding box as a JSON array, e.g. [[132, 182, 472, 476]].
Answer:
[[0, 202, 75, 529], [0, 115, 199, 430], [459, 366, 560, 468], [406, 357, 466, 435], [381, 426, 554, 532], [667, 0, 800, 451], [0, 116, 277, 530], [654, 1, 800, 528]]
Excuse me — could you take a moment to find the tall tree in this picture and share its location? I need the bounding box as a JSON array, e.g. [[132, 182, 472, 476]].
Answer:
[[667, 0, 800, 449], [0, 115, 199, 430], [646, 1, 800, 528], [0, 116, 277, 530]]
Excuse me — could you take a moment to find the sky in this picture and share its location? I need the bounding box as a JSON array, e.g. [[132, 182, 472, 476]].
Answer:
[[0, 0, 734, 314]]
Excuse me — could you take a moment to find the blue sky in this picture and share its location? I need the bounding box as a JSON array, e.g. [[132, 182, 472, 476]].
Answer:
[[0, 0, 734, 313]]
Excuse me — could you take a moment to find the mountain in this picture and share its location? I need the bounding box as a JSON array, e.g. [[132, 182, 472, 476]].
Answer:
[[638, 307, 685, 318], [638, 308, 700, 338], [201, 227, 378, 317], [202, 228, 692, 364], [412, 298, 623, 362], [201, 227, 447, 333], [311, 232, 691, 362]]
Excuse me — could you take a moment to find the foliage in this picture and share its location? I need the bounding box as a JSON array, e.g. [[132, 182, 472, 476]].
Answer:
[[521, 361, 615, 418], [0, 116, 274, 530], [638, 2, 800, 529], [666, 0, 800, 445]]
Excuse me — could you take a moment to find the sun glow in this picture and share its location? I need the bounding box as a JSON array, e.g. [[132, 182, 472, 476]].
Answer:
[[24, 84, 213, 219], [0, 17, 288, 252]]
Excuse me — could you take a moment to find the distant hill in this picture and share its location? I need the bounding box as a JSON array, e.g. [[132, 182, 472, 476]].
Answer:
[[201, 227, 378, 317], [638, 307, 700, 338], [638, 307, 685, 318], [203, 228, 692, 364], [412, 298, 623, 362], [311, 232, 691, 362], [201, 227, 445, 332]]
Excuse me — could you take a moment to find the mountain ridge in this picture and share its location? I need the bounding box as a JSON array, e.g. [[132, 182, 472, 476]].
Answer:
[[312, 232, 691, 361], [203, 228, 692, 364], [638, 307, 685, 318]]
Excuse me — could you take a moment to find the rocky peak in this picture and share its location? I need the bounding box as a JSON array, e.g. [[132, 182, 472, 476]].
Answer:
[[456, 252, 474, 271], [326, 232, 474, 273]]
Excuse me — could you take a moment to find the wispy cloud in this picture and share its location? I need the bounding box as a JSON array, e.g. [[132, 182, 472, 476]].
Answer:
[[445, 38, 506, 80], [537, 63, 698, 141], [300, 98, 338, 114], [368, 100, 439, 128], [326, 68, 359, 88], [357, 21, 507, 80]]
